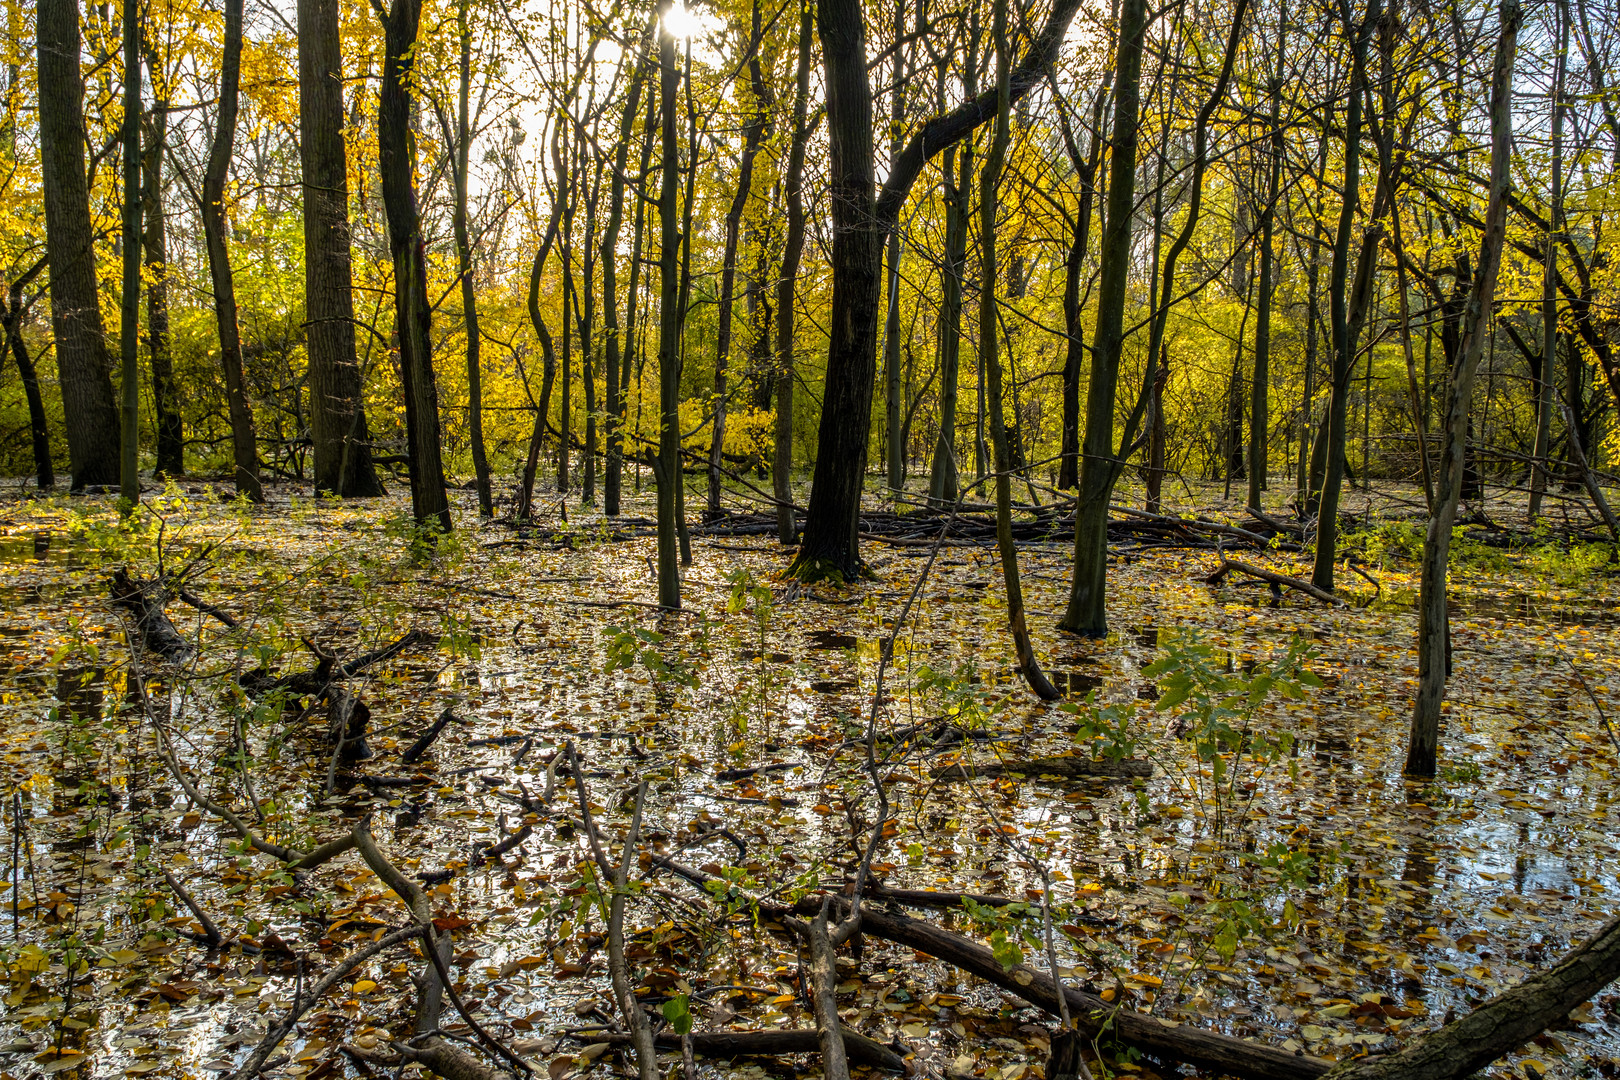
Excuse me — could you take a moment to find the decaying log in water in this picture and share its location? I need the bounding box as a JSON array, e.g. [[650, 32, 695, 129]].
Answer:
[[582, 1029, 906, 1071], [402, 707, 460, 763], [110, 568, 193, 658], [327, 686, 373, 763], [1206, 558, 1346, 605], [931, 756, 1153, 781], [1324, 912, 1620, 1080], [794, 897, 1331, 1080], [240, 628, 433, 696]]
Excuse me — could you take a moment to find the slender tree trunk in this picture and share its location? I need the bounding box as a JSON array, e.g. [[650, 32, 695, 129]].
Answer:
[[980, 0, 1058, 701], [1530, 1, 1566, 522], [558, 160, 573, 495], [655, 0, 682, 607], [882, 0, 906, 492], [519, 198, 561, 522], [1247, 72, 1283, 512], [928, 30, 978, 508], [1055, 79, 1104, 493], [774, 0, 813, 545], [1060, 0, 1147, 636], [298, 0, 382, 497], [1310, 0, 1383, 592], [378, 0, 451, 532], [201, 0, 262, 502], [709, 0, 769, 515], [453, 0, 492, 517], [119, 0, 141, 507], [1407, 0, 1520, 779], [38, 0, 121, 490], [4, 285, 52, 488], [603, 20, 654, 517], [141, 54, 182, 479], [576, 152, 600, 506]]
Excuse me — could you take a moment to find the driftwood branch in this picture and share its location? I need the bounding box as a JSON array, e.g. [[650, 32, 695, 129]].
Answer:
[[1206, 558, 1347, 605], [162, 869, 223, 945], [402, 708, 460, 763], [931, 756, 1153, 781]]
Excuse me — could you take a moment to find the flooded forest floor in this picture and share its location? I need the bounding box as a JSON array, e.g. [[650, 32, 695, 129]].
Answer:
[[0, 479, 1616, 1080]]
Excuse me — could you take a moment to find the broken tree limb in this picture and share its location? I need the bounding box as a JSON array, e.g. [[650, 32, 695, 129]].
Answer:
[[241, 628, 434, 696], [402, 708, 460, 764], [579, 1030, 906, 1071], [1324, 912, 1620, 1080], [111, 568, 193, 658], [1206, 558, 1346, 606], [802, 898, 1332, 1080], [808, 897, 853, 1080], [162, 869, 223, 945], [931, 756, 1153, 780], [176, 586, 239, 628], [227, 925, 423, 1080]]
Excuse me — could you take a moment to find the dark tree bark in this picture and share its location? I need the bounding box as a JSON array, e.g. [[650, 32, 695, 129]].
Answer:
[[3, 279, 53, 488], [141, 45, 182, 479], [655, 0, 682, 607], [118, 0, 141, 506], [1406, 0, 1520, 779], [791, 0, 1086, 582], [1053, 74, 1107, 494], [299, 0, 382, 497], [518, 191, 561, 522], [201, 0, 263, 502], [1248, 81, 1278, 514], [881, 0, 907, 491], [1530, 0, 1567, 521], [774, 0, 813, 545], [377, 0, 451, 532], [1059, 0, 1149, 635], [38, 0, 121, 490]]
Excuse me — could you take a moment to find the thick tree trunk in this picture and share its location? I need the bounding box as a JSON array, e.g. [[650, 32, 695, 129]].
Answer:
[[141, 71, 182, 479], [378, 0, 451, 532], [118, 0, 141, 506], [38, 0, 121, 490], [774, 0, 813, 546], [1060, 0, 1148, 636], [1406, 0, 1520, 779], [655, 0, 682, 607], [201, 0, 263, 503], [298, 0, 382, 498]]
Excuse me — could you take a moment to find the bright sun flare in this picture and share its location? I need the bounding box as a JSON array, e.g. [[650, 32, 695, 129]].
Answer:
[[663, 1, 697, 38]]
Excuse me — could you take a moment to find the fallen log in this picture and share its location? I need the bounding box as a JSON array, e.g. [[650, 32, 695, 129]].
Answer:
[[579, 1029, 906, 1072], [328, 686, 373, 763], [649, 856, 1326, 1080], [402, 708, 460, 764], [1324, 912, 1620, 1080], [110, 568, 193, 659], [799, 897, 1331, 1080], [931, 756, 1153, 781], [1205, 558, 1345, 606]]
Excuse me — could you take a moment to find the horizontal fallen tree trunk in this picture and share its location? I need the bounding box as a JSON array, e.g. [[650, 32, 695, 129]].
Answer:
[[1206, 558, 1346, 606], [110, 568, 193, 658], [1325, 912, 1620, 1080], [579, 1029, 906, 1071], [931, 756, 1153, 780]]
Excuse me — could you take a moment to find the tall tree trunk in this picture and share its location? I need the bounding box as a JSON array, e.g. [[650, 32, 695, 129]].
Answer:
[[1060, 0, 1146, 636], [774, 0, 813, 545], [38, 0, 121, 490], [979, 0, 1058, 701], [1530, 0, 1566, 522], [1310, 0, 1384, 592], [792, 0, 1085, 582], [378, 0, 450, 532], [655, 0, 682, 607], [708, 0, 769, 515], [518, 192, 562, 522], [927, 28, 977, 508], [202, 0, 262, 502], [1055, 75, 1106, 493], [4, 283, 52, 488], [453, 0, 492, 517], [882, 0, 906, 492], [141, 51, 182, 479], [558, 158, 573, 495], [603, 19, 655, 517], [1247, 68, 1281, 514], [119, 0, 141, 507], [1407, 0, 1520, 779], [576, 151, 600, 506], [298, 0, 382, 497]]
